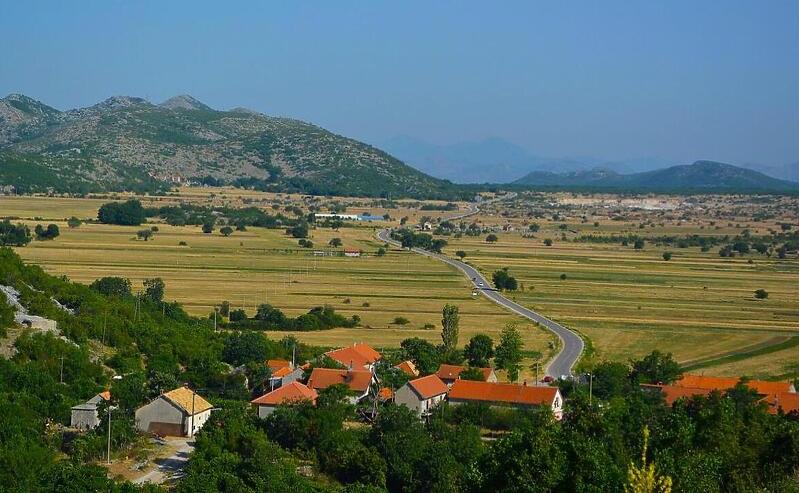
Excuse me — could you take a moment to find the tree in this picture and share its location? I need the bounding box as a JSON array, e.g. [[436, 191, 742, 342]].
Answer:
[[486, 234, 498, 243], [89, 277, 132, 298], [136, 229, 153, 241], [560, 273, 567, 281], [464, 334, 494, 367], [544, 238, 553, 246], [229, 308, 247, 322], [376, 247, 386, 257], [634, 239, 645, 250], [67, 216, 82, 228], [631, 350, 681, 384], [289, 222, 309, 238], [625, 426, 673, 493], [495, 323, 524, 381], [754, 289, 768, 299], [662, 252, 672, 261], [97, 199, 145, 225], [400, 337, 441, 375], [459, 367, 486, 381], [34, 224, 60, 240], [493, 268, 518, 291], [456, 250, 466, 260], [329, 237, 343, 248], [591, 361, 631, 399], [201, 220, 214, 234], [219, 300, 231, 317], [142, 278, 165, 303], [0, 220, 31, 246], [441, 304, 460, 352], [222, 331, 270, 366], [220, 226, 234, 236], [529, 223, 540, 233]]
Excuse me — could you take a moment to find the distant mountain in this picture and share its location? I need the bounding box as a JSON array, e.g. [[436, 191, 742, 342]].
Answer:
[[380, 135, 675, 183], [514, 160, 799, 192], [0, 94, 462, 198]]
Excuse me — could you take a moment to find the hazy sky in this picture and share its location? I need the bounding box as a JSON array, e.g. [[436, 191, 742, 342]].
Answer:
[[2, 1, 798, 165]]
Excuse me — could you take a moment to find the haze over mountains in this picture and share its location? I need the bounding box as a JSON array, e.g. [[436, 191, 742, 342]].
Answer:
[[381, 135, 799, 185]]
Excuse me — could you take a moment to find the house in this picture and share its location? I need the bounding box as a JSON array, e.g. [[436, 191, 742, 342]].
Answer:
[[673, 374, 795, 395], [251, 381, 318, 418], [344, 248, 361, 257], [70, 391, 111, 430], [435, 364, 497, 386], [306, 368, 374, 404], [448, 380, 564, 420], [135, 387, 213, 437], [395, 360, 420, 378], [378, 387, 395, 402], [325, 343, 381, 370], [314, 213, 360, 221], [764, 392, 799, 415], [640, 384, 713, 406], [395, 374, 449, 418]]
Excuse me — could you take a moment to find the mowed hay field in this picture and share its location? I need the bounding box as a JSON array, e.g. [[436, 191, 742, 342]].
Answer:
[[4, 196, 552, 354], [444, 232, 799, 375]]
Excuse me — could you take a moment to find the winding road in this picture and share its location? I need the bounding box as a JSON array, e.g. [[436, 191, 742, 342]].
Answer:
[[377, 195, 583, 377]]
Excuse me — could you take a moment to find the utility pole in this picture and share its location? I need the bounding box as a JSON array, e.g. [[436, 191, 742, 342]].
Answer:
[[588, 372, 593, 406], [106, 404, 114, 464], [60, 355, 65, 384]]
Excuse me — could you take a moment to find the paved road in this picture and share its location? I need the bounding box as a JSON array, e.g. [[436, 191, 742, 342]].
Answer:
[[377, 196, 584, 377]]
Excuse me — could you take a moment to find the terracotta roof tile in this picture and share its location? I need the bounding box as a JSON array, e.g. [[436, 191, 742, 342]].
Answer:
[[378, 387, 395, 401], [307, 368, 373, 392], [325, 343, 381, 369], [266, 359, 292, 370], [764, 392, 799, 415], [251, 382, 317, 406], [642, 384, 713, 406], [408, 374, 449, 400], [162, 387, 213, 415], [272, 366, 295, 378], [675, 374, 793, 395], [448, 380, 558, 406], [395, 360, 420, 377], [436, 364, 494, 381]]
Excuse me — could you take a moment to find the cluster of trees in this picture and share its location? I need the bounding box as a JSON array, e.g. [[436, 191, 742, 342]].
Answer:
[[492, 268, 518, 291], [391, 229, 448, 253], [144, 202, 297, 230], [34, 224, 60, 240], [97, 199, 146, 226], [0, 219, 32, 246], [226, 303, 361, 332]]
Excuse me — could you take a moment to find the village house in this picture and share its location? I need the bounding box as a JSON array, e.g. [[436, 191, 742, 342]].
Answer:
[[70, 391, 111, 430], [265, 359, 304, 391], [251, 381, 318, 418], [394, 360, 420, 378], [325, 343, 381, 371], [134, 387, 213, 437], [435, 364, 497, 387], [343, 248, 361, 257], [306, 368, 374, 404], [395, 374, 449, 418], [447, 380, 564, 420]]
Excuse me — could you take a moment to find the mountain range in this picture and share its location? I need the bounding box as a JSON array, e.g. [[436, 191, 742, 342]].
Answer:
[[380, 135, 799, 185], [513, 160, 799, 192], [0, 93, 462, 198]]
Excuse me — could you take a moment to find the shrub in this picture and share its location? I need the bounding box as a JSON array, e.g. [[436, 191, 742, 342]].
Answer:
[[754, 289, 768, 300], [393, 317, 410, 325]]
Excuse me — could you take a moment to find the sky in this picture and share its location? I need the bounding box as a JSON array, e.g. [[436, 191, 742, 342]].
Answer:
[[1, 1, 798, 166]]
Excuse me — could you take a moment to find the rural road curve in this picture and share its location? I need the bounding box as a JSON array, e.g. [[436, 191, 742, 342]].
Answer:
[[377, 195, 584, 377]]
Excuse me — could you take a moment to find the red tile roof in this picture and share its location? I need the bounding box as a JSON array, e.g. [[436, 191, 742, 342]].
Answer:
[[408, 374, 449, 400], [98, 390, 111, 401], [307, 368, 373, 393], [266, 359, 292, 371], [378, 387, 395, 401], [251, 381, 317, 406], [675, 374, 793, 395], [448, 380, 558, 406], [436, 364, 494, 382], [325, 343, 381, 369], [395, 360, 420, 377], [272, 366, 295, 378], [642, 384, 713, 406], [764, 392, 799, 415]]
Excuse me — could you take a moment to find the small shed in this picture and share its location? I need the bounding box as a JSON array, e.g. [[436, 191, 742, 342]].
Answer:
[[70, 391, 111, 430]]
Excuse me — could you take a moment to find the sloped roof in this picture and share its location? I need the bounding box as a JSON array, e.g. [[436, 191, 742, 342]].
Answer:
[[378, 387, 395, 401], [764, 392, 799, 415], [162, 387, 213, 415], [448, 380, 558, 406], [325, 343, 381, 369], [272, 366, 295, 378], [251, 381, 317, 406], [436, 364, 494, 381], [675, 374, 793, 395], [408, 374, 449, 400], [266, 359, 292, 370], [307, 368, 373, 392], [642, 384, 713, 406], [395, 360, 420, 377]]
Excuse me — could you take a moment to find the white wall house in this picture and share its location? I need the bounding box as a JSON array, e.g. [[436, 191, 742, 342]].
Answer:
[[395, 374, 449, 418]]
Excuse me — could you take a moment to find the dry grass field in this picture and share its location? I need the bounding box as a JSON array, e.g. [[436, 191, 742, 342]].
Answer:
[[3, 194, 551, 357], [443, 229, 799, 376]]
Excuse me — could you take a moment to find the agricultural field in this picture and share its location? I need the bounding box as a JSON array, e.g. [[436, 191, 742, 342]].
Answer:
[[442, 192, 799, 377], [1, 193, 553, 360]]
